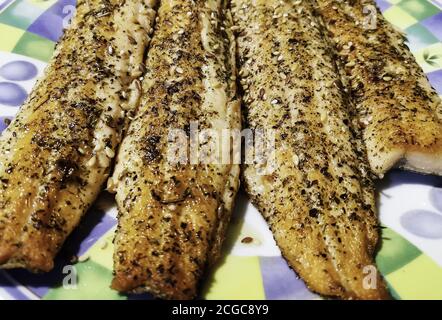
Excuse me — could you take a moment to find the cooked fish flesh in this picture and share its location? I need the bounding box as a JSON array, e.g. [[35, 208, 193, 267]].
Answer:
[[0, 0, 158, 272], [313, 0, 442, 177], [109, 0, 240, 299], [231, 0, 389, 299]]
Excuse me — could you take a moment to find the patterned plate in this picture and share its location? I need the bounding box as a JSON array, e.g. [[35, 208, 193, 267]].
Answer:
[[0, 0, 442, 300]]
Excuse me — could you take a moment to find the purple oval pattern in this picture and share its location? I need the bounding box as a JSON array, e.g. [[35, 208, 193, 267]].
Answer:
[[400, 210, 442, 239], [0, 61, 37, 81], [430, 187, 442, 213], [0, 82, 28, 106]]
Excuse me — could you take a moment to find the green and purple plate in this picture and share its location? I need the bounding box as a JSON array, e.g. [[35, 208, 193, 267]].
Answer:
[[0, 0, 442, 300]]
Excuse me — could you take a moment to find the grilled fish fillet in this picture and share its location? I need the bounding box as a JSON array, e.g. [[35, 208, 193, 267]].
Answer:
[[109, 0, 240, 299], [313, 0, 442, 177], [231, 0, 389, 299], [0, 0, 158, 271]]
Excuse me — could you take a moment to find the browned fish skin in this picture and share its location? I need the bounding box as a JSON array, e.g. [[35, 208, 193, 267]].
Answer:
[[0, 0, 158, 272], [231, 0, 389, 299], [313, 0, 442, 177], [110, 0, 240, 299]]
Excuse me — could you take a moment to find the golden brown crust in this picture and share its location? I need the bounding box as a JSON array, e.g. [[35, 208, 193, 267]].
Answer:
[[110, 0, 240, 299], [0, 0, 157, 271], [232, 0, 389, 299], [313, 0, 442, 176]]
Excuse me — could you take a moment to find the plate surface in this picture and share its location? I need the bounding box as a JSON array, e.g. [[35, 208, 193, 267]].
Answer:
[[0, 0, 442, 300]]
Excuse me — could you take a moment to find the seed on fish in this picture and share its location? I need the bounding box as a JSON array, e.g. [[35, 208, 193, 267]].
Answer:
[[175, 67, 184, 74], [134, 79, 142, 92], [96, 11, 110, 18], [383, 76, 392, 81], [98, 153, 110, 167], [128, 35, 137, 45], [107, 45, 114, 55], [86, 156, 97, 167], [107, 177, 116, 192], [293, 154, 299, 167], [139, 63, 147, 73], [105, 147, 115, 158], [271, 99, 279, 105]]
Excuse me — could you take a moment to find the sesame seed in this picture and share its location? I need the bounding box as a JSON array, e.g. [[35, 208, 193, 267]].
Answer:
[[105, 147, 115, 158], [86, 156, 97, 167], [78, 255, 90, 263], [100, 240, 108, 250], [293, 154, 299, 166]]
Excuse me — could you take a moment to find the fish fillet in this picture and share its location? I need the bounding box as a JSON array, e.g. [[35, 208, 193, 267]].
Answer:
[[231, 0, 389, 299], [313, 0, 442, 177], [109, 0, 240, 299], [0, 0, 158, 271]]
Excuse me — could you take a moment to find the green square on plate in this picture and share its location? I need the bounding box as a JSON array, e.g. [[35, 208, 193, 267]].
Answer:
[[383, 6, 418, 29], [0, 23, 25, 52], [0, 0, 45, 30], [12, 32, 55, 62], [376, 227, 422, 276], [405, 22, 440, 51], [398, 0, 440, 20]]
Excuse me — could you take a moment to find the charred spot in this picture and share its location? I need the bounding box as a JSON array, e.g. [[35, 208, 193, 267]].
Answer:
[[349, 212, 359, 221], [70, 100, 101, 128], [166, 81, 182, 95], [309, 208, 320, 218], [142, 135, 162, 163], [56, 159, 78, 182]]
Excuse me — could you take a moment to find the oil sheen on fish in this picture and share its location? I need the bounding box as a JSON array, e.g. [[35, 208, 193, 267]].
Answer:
[[109, 0, 240, 299], [231, 0, 389, 299], [313, 0, 442, 177], [0, 0, 157, 271]]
